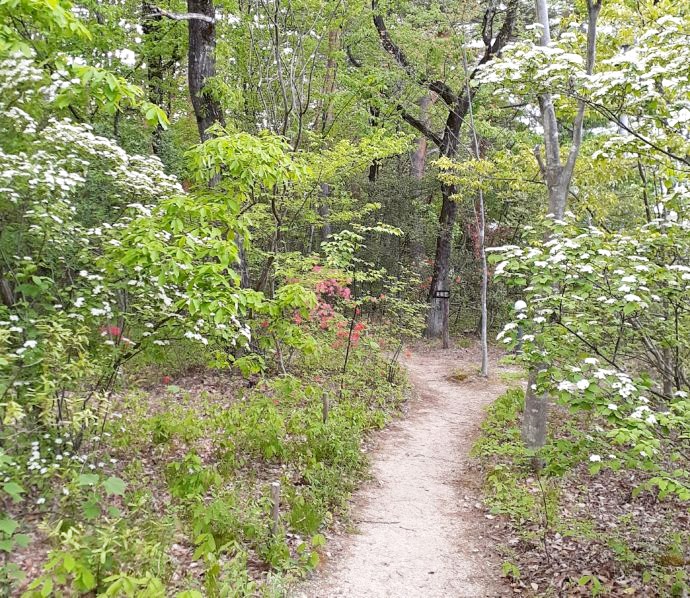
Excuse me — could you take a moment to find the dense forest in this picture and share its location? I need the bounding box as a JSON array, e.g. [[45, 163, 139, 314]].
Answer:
[[0, 0, 688, 595]]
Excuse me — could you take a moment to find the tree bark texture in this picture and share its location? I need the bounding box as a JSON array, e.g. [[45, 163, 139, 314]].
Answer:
[[186, 0, 250, 286], [142, 2, 166, 154], [187, 0, 225, 141]]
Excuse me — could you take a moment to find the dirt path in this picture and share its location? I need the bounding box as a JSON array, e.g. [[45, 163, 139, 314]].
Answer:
[[294, 345, 510, 598]]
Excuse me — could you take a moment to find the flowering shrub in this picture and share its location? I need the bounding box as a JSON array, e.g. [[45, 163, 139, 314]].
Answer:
[[0, 42, 324, 593], [491, 208, 690, 499]]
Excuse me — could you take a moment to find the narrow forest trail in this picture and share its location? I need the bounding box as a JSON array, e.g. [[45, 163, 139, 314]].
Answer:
[[295, 344, 510, 598]]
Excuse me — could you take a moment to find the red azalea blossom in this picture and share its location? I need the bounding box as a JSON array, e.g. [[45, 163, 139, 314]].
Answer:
[[100, 325, 122, 337]]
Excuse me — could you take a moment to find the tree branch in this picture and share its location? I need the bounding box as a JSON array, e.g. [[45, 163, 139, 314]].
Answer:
[[397, 105, 443, 147], [345, 45, 362, 68], [145, 6, 215, 23], [563, 0, 602, 181], [533, 144, 546, 178], [371, 0, 458, 106]]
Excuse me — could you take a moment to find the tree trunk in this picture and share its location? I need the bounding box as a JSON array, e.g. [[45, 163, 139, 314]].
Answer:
[[463, 50, 489, 376], [316, 29, 340, 243], [426, 181, 456, 344], [186, 0, 250, 287], [318, 184, 333, 243], [187, 0, 225, 141], [410, 93, 436, 263], [425, 105, 464, 341], [410, 93, 435, 179], [367, 106, 381, 182], [313, 27, 340, 134], [0, 278, 14, 307], [522, 0, 601, 458], [142, 2, 166, 154], [522, 368, 548, 467]]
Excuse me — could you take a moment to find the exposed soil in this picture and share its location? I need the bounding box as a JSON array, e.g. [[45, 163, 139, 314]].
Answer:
[[295, 343, 512, 598]]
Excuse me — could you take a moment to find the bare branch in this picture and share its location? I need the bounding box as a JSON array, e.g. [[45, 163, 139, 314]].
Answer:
[[563, 0, 602, 180], [397, 105, 443, 148], [569, 93, 690, 168], [145, 6, 215, 24], [371, 0, 458, 106], [533, 144, 546, 178], [345, 45, 363, 68]]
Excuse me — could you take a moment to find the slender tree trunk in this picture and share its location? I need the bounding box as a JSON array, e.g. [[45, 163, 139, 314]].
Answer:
[[316, 28, 341, 241], [463, 47, 489, 376], [522, 0, 601, 459], [367, 106, 381, 182], [318, 184, 333, 243], [410, 93, 436, 263], [142, 2, 166, 154], [478, 191, 489, 376], [186, 0, 250, 288], [427, 181, 457, 344], [187, 0, 225, 141]]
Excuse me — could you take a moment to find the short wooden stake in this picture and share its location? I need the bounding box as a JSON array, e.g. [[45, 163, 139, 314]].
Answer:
[[270, 481, 281, 537], [322, 393, 330, 423]]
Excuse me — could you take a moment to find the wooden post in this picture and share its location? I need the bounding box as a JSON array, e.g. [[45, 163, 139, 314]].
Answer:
[[270, 481, 281, 537], [322, 393, 330, 423]]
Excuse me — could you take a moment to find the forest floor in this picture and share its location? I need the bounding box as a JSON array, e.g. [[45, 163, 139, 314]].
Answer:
[[295, 343, 511, 598]]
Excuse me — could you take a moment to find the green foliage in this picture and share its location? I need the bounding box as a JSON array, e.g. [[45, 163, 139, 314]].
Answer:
[[492, 212, 690, 500], [166, 453, 221, 500], [8, 0, 690, 593], [25, 497, 173, 597]]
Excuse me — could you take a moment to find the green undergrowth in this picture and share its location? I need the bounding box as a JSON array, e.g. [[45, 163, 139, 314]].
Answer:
[[474, 389, 689, 597], [19, 345, 407, 597]]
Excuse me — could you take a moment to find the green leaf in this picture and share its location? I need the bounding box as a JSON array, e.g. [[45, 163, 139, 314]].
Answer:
[[80, 568, 97, 591], [77, 473, 99, 487], [0, 518, 18, 536], [82, 499, 100, 520], [63, 553, 76, 572], [13, 534, 29, 549], [3, 482, 25, 502], [102, 476, 126, 496]]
